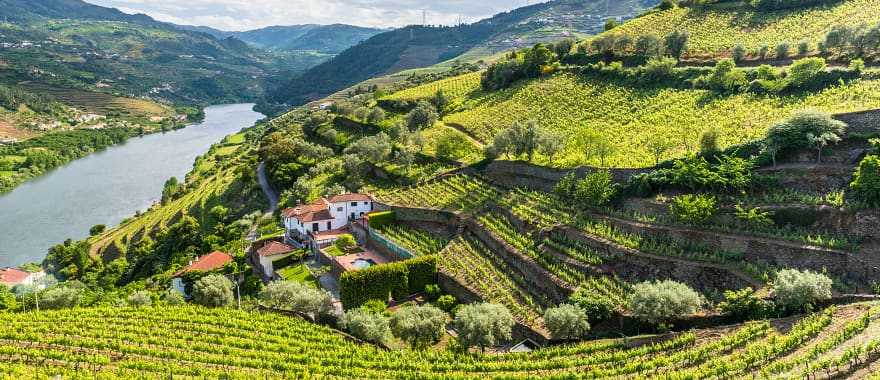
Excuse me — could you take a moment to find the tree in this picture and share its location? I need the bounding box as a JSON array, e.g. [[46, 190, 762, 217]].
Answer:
[[553, 39, 575, 59], [544, 304, 591, 341], [629, 280, 702, 324], [635, 35, 663, 58], [454, 303, 514, 352], [766, 110, 846, 157], [593, 136, 614, 167], [775, 41, 791, 59], [569, 287, 617, 322], [604, 18, 619, 31], [0, 286, 18, 311], [353, 106, 370, 121], [806, 132, 841, 163], [336, 234, 357, 251], [192, 274, 234, 308], [773, 269, 832, 311], [732, 44, 747, 63], [798, 40, 811, 56], [390, 305, 447, 349], [163, 289, 185, 305], [344, 133, 392, 164], [435, 131, 471, 161], [659, 0, 677, 10], [40, 286, 82, 310], [664, 30, 690, 58], [538, 130, 565, 164], [367, 108, 386, 124], [161, 176, 181, 203], [127, 291, 152, 307], [646, 137, 672, 166], [209, 205, 229, 224], [341, 308, 391, 344], [573, 171, 618, 207], [786, 57, 826, 88], [406, 101, 439, 131], [851, 154, 880, 206], [259, 281, 333, 318], [89, 224, 106, 236], [699, 127, 721, 156], [430, 90, 451, 113], [717, 287, 774, 320], [522, 44, 557, 77]]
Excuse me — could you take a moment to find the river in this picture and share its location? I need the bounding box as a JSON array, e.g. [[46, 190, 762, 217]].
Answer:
[[0, 103, 263, 267]]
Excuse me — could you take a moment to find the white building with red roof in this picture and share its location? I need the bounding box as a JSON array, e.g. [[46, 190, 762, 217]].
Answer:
[[254, 241, 299, 279], [171, 251, 234, 296], [0, 267, 45, 288], [281, 193, 373, 245]]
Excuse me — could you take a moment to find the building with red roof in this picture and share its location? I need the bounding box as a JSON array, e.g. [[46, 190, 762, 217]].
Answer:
[[171, 251, 234, 295], [252, 241, 301, 279], [0, 268, 30, 287]]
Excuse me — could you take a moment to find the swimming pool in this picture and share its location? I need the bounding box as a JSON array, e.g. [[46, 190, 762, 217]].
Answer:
[[352, 258, 377, 270]]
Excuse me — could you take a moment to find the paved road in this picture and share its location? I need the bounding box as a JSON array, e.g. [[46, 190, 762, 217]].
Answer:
[[257, 161, 279, 213]]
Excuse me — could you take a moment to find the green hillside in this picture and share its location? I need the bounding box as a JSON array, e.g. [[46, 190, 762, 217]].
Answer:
[[3, 304, 880, 378], [603, 0, 880, 57]]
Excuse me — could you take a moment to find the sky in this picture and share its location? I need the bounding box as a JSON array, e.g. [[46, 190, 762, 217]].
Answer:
[[85, 0, 533, 31]]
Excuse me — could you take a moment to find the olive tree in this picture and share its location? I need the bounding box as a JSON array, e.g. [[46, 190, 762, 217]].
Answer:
[[773, 269, 832, 311], [390, 305, 447, 349], [41, 286, 82, 310], [629, 280, 702, 324], [453, 303, 514, 352], [544, 304, 591, 341], [192, 274, 234, 307], [406, 101, 439, 131], [260, 281, 333, 318], [341, 308, 391, 344], [127, 291, 152, 307]]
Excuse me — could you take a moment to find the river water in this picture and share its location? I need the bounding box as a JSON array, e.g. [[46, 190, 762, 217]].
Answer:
[[0, 103, 263, 267]]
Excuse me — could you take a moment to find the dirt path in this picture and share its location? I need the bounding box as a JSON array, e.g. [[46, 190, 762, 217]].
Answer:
[[442, 122, 485, 147]]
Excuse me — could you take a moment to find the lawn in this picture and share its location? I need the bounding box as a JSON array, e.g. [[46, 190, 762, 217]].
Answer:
[[224, 133, 245, 145], [277, 264, 318, 287]]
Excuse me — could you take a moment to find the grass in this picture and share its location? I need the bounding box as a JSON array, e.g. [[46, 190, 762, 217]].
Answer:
[[215, 145, 239, 157], [224, 133, 246, 145], [604, 0, 880, 56], [276, 264, 318, 287]]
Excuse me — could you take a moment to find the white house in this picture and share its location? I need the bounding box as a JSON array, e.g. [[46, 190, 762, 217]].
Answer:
[[255, 241, 298, 279], [281, 193, 373, 244], [0, 268, 46, 288], [171, 251, 233, 296]]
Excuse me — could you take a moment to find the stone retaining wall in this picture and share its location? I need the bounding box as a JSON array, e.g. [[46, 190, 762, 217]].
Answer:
[[835, 109, 880, 136], [481, 160, 651, 192], [593, 214, 880, 291]]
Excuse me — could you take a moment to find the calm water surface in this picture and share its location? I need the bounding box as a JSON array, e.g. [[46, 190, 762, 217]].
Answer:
[[0, 103, 263, 267]]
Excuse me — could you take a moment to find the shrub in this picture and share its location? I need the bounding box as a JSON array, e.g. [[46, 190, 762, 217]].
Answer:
[[390, 304, 447, 349], [670, 194, 717, 225], [454, 303, 514, 351], [436, 295, 457, 312], [851, 155, 880, 207], [424, 284, 441, 301], [773, 269, 833, 311], [405, 101, 439, 131], [629, 280, 702, 324], [544, 304, 591, 340], [89, 224, 106, 236], [732, 45, 746, 62], [850, 58, 865, 74], [41, 287, 82, 310], [339, 255, 437, 309], [163, 289, 185, 306], [260, 281, 333, 317], [573, 171, 618, 207], [734, 205, 775, 228], [335, 234, 357, 251], [765, 110, 846, 161], [775, 42, 791, 59], [717, 287, 775, 320], [798, 40, 810, 55], [361, 299, 388, 314], [664, 30, 689, 58], [700, 127, 721, 155], [341, 308, 391, 344], [192, 274, 234, 308], [569, 288, 617, 321], [786, 57, 826, 88], [127, 291, 152, 307], [0, 286, 17, 311]]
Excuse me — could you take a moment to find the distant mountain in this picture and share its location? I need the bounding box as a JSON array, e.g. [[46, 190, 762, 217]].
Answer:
[[0, 0, 284, 105], [268, 0, 659, 106], [177, 24, 384, 54]]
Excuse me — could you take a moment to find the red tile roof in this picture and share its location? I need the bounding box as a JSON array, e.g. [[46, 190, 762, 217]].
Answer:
[[328, 193, 372, 203], [281, 198, 333, 222], [0, 268, 29, 286], [173, 251, 233, 277], [257, 241, 296, 257]]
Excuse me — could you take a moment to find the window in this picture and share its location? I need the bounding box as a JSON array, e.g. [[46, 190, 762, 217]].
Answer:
[[337, 207, 343, 212], [351, 202, 357, 207], [312, 223, 319, 232], [327, 221, 332, 230], [363, 201, 368, 205]]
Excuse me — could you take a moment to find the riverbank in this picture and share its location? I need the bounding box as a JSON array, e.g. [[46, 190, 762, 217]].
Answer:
[[0, 104, 263, 267]]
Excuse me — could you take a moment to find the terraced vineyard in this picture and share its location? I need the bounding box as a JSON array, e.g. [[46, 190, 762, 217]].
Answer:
[[374, 174, 500, 213], [439, 236, 546, 326], [3, 304, 880, 378], [373, 223, 448, 256], [381, 72, 482, 102], [606, 0, 880, 56], [441, 73, 880, 167]]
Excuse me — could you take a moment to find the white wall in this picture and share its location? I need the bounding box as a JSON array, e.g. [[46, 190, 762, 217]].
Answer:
[[172, 277, 186, 296]]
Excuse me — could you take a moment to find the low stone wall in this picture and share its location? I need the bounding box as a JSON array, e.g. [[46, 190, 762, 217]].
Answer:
[[552, 226, 756, 293], [592, 213, 880, 291], [835, 109, 880, 136], [373, 203, 462, 227], [481, 160, 652, 192], [465, 218, 575, 304]]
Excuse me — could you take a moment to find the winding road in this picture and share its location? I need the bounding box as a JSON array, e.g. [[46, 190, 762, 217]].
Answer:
[[257, 161, 279, 213]]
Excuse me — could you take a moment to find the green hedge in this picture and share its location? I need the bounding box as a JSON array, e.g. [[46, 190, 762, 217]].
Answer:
[[339, 255, 438, 309], [367, 211, 396, 229], [271, 249, 308, 270]]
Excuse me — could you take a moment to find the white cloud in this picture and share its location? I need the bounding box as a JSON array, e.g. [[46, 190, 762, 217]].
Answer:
[[85, 0, 524, 31]]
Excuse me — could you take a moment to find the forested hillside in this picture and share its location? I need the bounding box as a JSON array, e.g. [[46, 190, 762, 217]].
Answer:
[[268, 0, 658, 107]]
